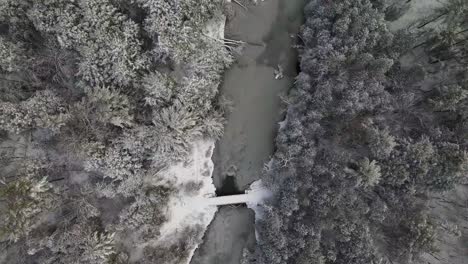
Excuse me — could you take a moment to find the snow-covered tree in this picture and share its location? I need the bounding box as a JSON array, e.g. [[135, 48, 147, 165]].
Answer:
[[357, 158, 382, 188], [116, 186, 171, 241], [0, 90, 70, 134], [0, 37, 26, 73], [0, 0, 231, 262], [366, 125, 396, 159], [142, 71, 177, 108], [29, 0, 148, 86], [82, 86, 134, 128], [41, 220, 116, 264], [0, 160, 54, 242]]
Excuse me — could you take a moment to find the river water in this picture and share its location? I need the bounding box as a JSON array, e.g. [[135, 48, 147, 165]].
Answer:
[[191, 0, 305, 263]]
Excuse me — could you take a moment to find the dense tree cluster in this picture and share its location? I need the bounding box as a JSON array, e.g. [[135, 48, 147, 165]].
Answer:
[[0, 0, 230, 263], [249, 0, 468, 263]]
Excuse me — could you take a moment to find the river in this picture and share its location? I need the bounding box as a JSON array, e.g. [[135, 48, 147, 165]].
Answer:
[[190, 0, 305, 263]]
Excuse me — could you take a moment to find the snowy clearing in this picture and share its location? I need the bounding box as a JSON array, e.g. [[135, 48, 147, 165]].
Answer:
[[152, 139, 218, 262], [389, 0, 446, 31], [153, 139, 272, 263]]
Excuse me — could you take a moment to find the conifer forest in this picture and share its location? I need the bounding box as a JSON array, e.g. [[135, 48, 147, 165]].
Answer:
[[0, 1, 467, 264]]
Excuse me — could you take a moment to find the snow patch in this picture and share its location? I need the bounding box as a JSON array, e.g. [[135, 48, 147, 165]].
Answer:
[[389, 0, 446, 31], [156, 140, 218, 261], [245, 180, 273, 241], [203, 13, 226, 40], [154, 142, 273, 262], [278, 119, 287, 130], [246, 180, 273, 207]]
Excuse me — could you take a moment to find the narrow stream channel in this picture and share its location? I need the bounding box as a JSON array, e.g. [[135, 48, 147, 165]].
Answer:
[[191, 0, 305, 263]]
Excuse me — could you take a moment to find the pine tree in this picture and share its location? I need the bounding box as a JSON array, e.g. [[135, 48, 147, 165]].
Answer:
[[357, 158, 382, 188], [0, 160, 54, 242]]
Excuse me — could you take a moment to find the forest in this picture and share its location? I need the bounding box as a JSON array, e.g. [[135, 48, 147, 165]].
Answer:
[[247, 0, 468, 263], [2, 0, 468, 264], [0, 0, 231, 263]]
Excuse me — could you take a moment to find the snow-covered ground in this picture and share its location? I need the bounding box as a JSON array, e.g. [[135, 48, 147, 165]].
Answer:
[[157, 140, 217, 236], [389, 0, 445, 31], [154, 140, 218, 262], [153, 140, 272, 263]]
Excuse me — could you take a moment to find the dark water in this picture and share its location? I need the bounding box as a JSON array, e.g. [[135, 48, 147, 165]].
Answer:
[[212, 0, 306, 192], [191, 0, 305, 263], [216, 176, 242, 196]]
